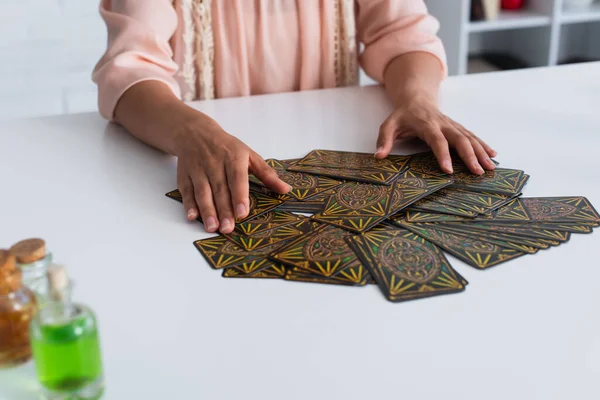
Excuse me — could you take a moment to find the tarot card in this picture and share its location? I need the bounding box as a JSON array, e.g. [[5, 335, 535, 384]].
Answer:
[[451, 168, 528, 195], [439, 222, 571, 242], [284, 267, 367, 286], [224, 218, 319, 251], [270, 224, 358, 277], [434, 188, 519, 213], [278, 200, 326, 213], [401, 209, 495, 223], [520, 197, 600, 223], [235, 210, 303, 236], [287, 164, 401, 185], [312, 181, 392, 232], [426, 223, 558, 249], [346, 225, 467, 302], [411, 199, 479, 218], [386, 169, 454, 216], [222, 259, 287, 279], [296, 150, 411, 172], [250, 159, 343, 200], [193, 236, 286, 270]]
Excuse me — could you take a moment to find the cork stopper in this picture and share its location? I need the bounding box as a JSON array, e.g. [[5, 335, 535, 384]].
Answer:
[[47, 264, 69, 302], [10, 238, 46, 264], [0, 249, 21, 294]]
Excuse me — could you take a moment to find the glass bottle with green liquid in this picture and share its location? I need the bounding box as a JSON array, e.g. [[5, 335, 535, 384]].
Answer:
[[30, 265, 104, 400]]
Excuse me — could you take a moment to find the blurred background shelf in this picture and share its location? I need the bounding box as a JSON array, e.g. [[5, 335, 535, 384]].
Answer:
[[468, 10, 551, 32], [561, 3, 600, 24], [426, 0, 600, 75]]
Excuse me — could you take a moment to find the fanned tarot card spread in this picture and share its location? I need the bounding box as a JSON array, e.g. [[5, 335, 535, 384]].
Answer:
[[249, 159, 343, 201], [287, 150, 412, 185], [420, 222, 558, 249], [434, 223, 571, 242], [166, 188, 284, 224], [402, 209, 496, 223], [391, 214, 541, 254], [392, 221, 527, 269], [270, 224, 370, 285], [224, 218, 319, 251], [175, 147, 598, 304], [222, 259, 287, 279], [235, 210, 304, 236], [194, 236, 287, 270], [346, 225, 467, 302]]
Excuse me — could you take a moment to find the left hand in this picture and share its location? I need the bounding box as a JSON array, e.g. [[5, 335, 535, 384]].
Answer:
[[375, 97, 497, 175]]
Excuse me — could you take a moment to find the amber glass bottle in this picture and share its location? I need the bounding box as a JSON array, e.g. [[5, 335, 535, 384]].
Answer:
[[0, 249, 37, 367], [10, 238, 53, 305]]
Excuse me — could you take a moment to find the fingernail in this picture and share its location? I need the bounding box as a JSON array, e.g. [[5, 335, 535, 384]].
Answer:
[[235, 203, 247, 219], [443, 160, 453, 174], [477, 167, 485, 175], [285, 184, 292, 192], [487, 159, 496, 169], [205, 216, 218, 232], [374, 146, 384, 155], [220, 218, 234, 233], [187, 209, 197, 220]]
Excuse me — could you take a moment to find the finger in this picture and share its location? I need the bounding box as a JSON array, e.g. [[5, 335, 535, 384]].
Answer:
[[206, 168, 236, 234], [191, 174, 219, 233], [249, 152, 291, 194], [458, 125, 497, 158], [446, 130, 484, 175], [375, 117, 397, 159], [468, 136, 496, 171], [226, 158, 250, 220], [178, 175, 198, 221], [475, 136, 497, 158], [420, 125, 453, 174]]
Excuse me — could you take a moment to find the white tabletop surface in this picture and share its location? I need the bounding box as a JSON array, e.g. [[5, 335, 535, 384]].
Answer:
[[1, 63, 600, 400]]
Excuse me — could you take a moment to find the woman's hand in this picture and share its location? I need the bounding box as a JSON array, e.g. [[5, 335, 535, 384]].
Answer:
[[174, 117, 291, 234], [375, 96, 497, 175]]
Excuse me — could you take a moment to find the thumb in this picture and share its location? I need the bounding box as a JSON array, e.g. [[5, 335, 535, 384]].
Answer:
[[375, 119, 397, 159]]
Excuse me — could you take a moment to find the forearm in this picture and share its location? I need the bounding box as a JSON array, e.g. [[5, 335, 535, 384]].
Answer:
[[382, 52, 444, 108], [113, 81, 219, 156]]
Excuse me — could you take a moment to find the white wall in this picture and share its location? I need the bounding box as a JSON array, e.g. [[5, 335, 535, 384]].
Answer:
[[0, 0, 106, 120]]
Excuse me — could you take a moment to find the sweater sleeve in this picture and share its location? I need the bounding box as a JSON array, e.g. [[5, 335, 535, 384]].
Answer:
[[92, 0, 181, 120], [356, 0, 447, 83]]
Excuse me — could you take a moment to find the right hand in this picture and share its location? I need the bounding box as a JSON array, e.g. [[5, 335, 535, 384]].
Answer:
[[174, 115, 291, 234]]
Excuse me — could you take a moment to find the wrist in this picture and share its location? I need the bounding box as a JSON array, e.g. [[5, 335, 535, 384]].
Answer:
[[171, 108, 224, 157], [393, 91, 438, 110]]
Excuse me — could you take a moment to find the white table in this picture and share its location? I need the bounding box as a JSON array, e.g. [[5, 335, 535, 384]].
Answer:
[[1, 63, 600, 400]]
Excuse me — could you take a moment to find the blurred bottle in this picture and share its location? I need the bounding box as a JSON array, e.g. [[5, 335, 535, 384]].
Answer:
[[0, 249, 37, 367], [30, 265, 104, 400], [502, 0, 526, 10]]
